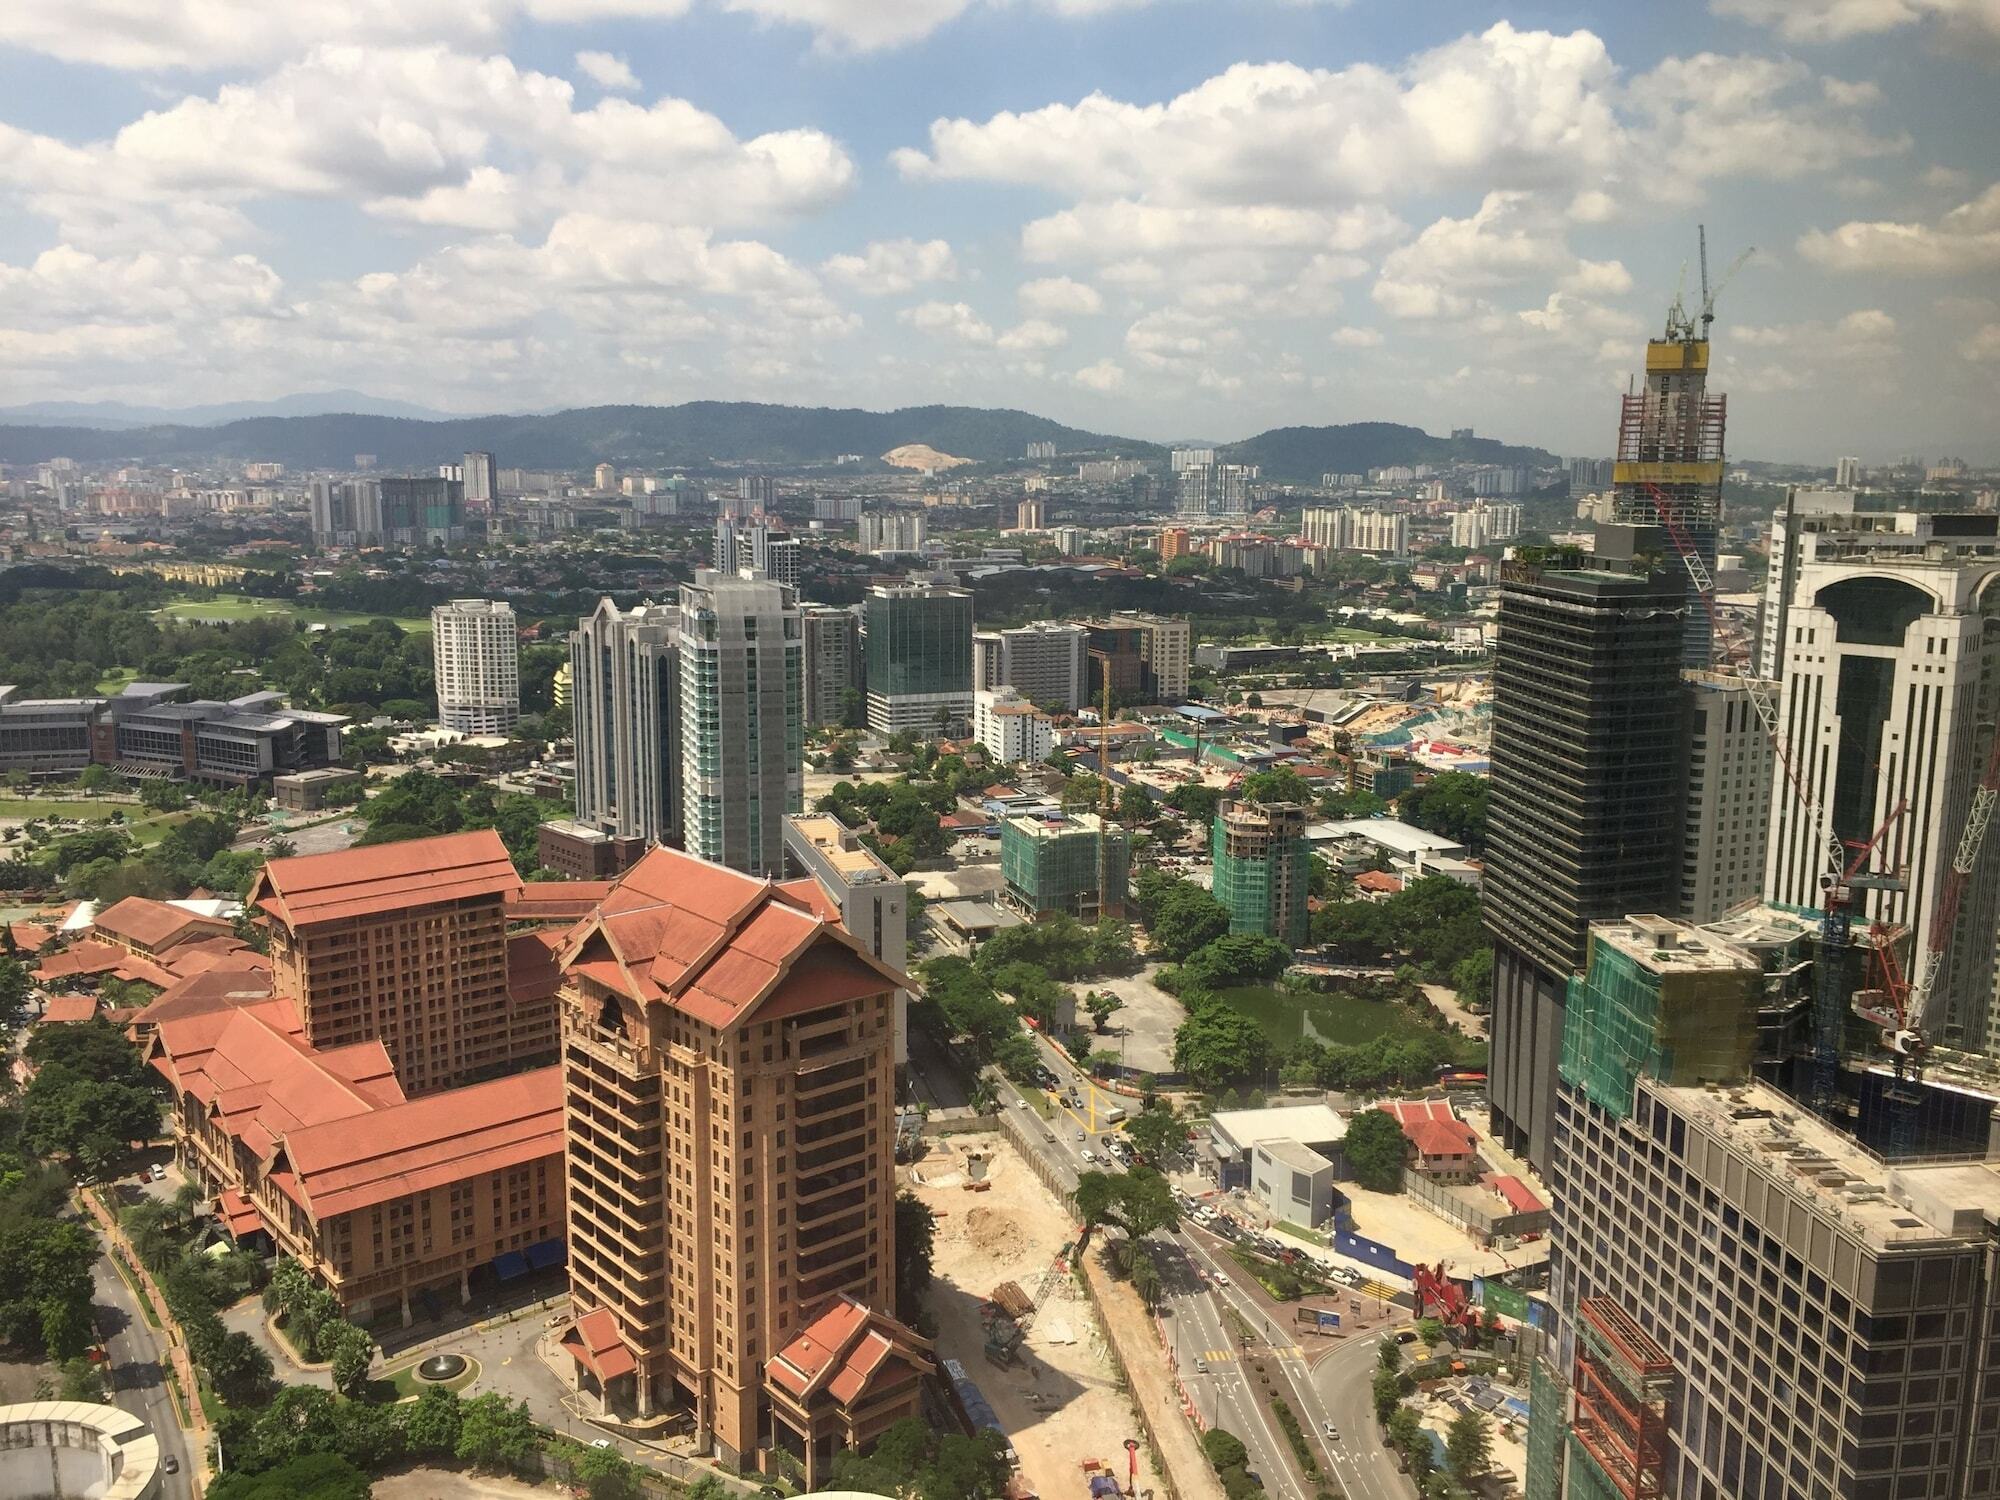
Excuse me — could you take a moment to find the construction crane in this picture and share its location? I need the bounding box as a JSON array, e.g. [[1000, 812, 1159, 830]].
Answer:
[[1088, 650, 1125, 921], [1697, 224, 1753, 339], [1644, 478, 1904, 1118]]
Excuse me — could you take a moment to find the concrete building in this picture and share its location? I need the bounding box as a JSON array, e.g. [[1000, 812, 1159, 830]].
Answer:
[[271, 766, 363, 812], [971, 622, 1088, 712], [1174, 462, 1259, 518], [802, 605, 861, 729], [857, 512, 927, 556], [1677, 671, 1776, 924], [594, 463, 617, 492], [782, 813, 909, 1066], [715, 520, 802, 589], [1753, 486, 1860, 680], [553, 848, 921, 1479], [973, 687, 1053, 766], [571, 598, 681, 849], [1449, 500, 1522, 549], [251, 831, 558, 1097], [814, 494, 863, 523], [1300, 506, 1408, 556], [1015, 497, 1046, 530], [1835, 454, 1863, 487], [862, 583, 972, 737], [1528, 913, 2000, 1500], [1206, 1103, 1347, 1209], [1212, 799, 1311, 947], [737, 475, 776, 509], [678, 570, 802, 879], [1157, 527, 1191, 562], [536, 819, 649, 880], [0, 682, 344, 786], [1762, 525, 2000, 1054], [432, 599, 521, 736], [1083, 613, 1191, 703], [463, 450, 498, 510], [1000, 812, 1128, 920], [1483, 531, 1688, 1165]]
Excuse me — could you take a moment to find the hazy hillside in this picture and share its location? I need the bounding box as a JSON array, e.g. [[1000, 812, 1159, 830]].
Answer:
[[0, 401, 1158, 470], [1222, 422, 1557, 485]]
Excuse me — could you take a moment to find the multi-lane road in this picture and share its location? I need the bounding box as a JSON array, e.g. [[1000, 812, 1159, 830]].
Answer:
[[92, 1256, 194, 1499], [988, 1027, 1416, 1500]]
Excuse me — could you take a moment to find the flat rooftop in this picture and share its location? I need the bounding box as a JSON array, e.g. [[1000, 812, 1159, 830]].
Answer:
[[787, 815, 896, 882], [1211, 1103, 1346, 1152], [1652, 1076, 1999, 1251], [1312, 817, 1465, 857], [1590, 915, 1762, 976]]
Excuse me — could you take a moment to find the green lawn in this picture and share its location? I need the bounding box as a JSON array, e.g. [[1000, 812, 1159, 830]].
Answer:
[[155, 595, 431, 633], [376, 1355, 481, 1400], [0, 797, 189, 845], [1212, 984, 1415, 1048], [96, 667, 142, 694]]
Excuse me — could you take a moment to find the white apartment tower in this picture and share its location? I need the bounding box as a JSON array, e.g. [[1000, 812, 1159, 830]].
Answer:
[[431, 599, 520, 735], [1450, 500, 1522, 550], [714, 520, 802, 589], [463, 451, 498, 509], [677, 569, 803, 878], [973, 622, 1089, 712], [1677, 671, 1776, 924], [1763, 522, 2000, 1053], [1835, 454, 1863, 487], [857, 512, 927, 555], [974, 687, 1053, 766], [571, 598, 680, 847]]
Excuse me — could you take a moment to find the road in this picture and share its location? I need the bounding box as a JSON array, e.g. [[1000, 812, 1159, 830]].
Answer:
[[93, 1257, 193, 1499]]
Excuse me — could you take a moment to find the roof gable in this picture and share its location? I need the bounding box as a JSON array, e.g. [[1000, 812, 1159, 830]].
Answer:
[[253, 830, 519, 928]]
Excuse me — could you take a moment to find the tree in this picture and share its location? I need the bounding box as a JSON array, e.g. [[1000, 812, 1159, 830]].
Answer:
[[208, 1454, 372, 1500], [454, 1393, 541, 1470], [77, 764, 114, 796], [1203, 1428, 1249, 1473], [327, 1321, 375, 1399], [1150, 883, 1231, 963], [1117, 784, 1156, 823], [1371, 1367, 1405, 1423], [1171, 1000, 1272, 1091], [571, 1444, 643, 1500], [207, 1330, 276, 1407], [1179, 933, 1292, 992], [1239, 767, 1312, 806], [1084, 990, 1124, 1033], [1342, 1109, 1410, 1193], [1125, 1101, 1185, 1164], [1126, 1245, 1162, 1309], [264, 1258, 312, 1317], [1073, 1171, 1120, 1231], [402, 1385, 463, 1456], [1310, 899, 1389, 961], [1452, 945, 1493, 1005], [1416, 1316, 1445, 1346], [894, 1191, 936, 1325], [1399, 770, 1489, 853], [1165, 782, 1222, 823]]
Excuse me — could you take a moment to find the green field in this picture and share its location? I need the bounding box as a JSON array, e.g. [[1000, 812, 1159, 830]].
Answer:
[[155, 595, 431, 633], [1212, 984, 1414, 1047], [0, 797, 191, 845]]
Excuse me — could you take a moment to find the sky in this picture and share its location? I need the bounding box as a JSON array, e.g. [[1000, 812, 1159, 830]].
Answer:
[[0, 2, 1995, 462]]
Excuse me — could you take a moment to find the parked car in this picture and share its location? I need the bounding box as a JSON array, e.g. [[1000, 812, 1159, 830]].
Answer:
[[1081, 1150, 1098, 1163], [149, 1164, 166, 1182]]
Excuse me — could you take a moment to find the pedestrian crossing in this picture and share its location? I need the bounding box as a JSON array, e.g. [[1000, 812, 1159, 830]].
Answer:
[[1198, 1345, 1305, 1363]]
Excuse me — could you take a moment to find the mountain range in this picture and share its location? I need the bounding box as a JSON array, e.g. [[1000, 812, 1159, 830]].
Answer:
[[0, 399, 1557, 478], [0, 390, 472, 429]]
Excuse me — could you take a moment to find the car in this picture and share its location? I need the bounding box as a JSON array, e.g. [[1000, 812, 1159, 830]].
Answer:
[[1076, 1128, 1086, 1141], [1193, 1357, 1208, 1373], [1396, 1329, 1418, 1344], [1323, 1421, 1340, 1439], [149, 1164, 167, 1182], [1015, 1097, 1031, 1109], [162, 1456, 180, 1475], [1081, 1150, 1098, 1163], [1213, 1272, 1230, 1287], [591, 1438, 613, 1450]]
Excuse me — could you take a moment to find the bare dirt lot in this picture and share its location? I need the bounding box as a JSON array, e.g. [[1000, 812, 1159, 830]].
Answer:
[[906, 1132, 1163, 1500], [372, 1467, 552, 1499]]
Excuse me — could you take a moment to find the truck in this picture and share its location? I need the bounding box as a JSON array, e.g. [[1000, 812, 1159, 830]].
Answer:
[[1101, 1105, 1127, 1125]]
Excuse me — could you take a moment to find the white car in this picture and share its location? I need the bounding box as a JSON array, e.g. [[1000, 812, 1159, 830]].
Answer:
[[590, 1438, 613, 1450], [1081, 1149, 1098, 1163], [1015, 1097, 1031, 1109], [1212, 1272, 1230, 1288]]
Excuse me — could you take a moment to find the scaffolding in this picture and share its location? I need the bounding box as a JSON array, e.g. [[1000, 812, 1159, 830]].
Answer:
[[1569, 1298, 1675, 1500], [1210, 800, 1311, 946]]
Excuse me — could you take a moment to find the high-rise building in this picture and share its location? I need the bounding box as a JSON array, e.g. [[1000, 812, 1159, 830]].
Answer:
[[310, 478, 383, 549], [782, 813, 910, 1066], [1527, 912, 2000, 1500], [714, 520, 802, 589], [1300, 506, 1408, 556], [1835, 454, 1863, 487], [1015, 497, 1046, 530], [677, 570, 802, 878], [1157, 526, 1191, 562], [974, 686, 1053, 765], [813, 494, 863, 523], [594, 463, 617, 492], [1607, 295, 1729, 666], [1762, 522, 2000, 1053], [1170, 447, 1216, 472], [1676, 671, 1776, 924], [1450, 500, 1523, 550], [801, 605, 861, 729], [432, 599, 520, 736], [1211, 799, 1311, 947], [1026, 440, 1057, 460], [571, 598, 681, 848], [862, 583, 972, 737], [737, 475, 776, 509], [554, 848, 926, 1483], [1052, 525, 1089, 555], [970, 622, 1089, 712], [1001, 812, 1128, 919], [1483, 529, 1688, 1163], [1566, 456, 1612, 490], [252, 831, 556, 1097], [857, 512, 927, 555], [1175, 462, 1258, 518], [1752, 488, 1868, 679], [463, 450, 498, 510], [1083, 613, 1191, 702]]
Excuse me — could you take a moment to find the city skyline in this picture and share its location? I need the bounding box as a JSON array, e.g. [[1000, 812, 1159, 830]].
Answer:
[[0, 6, 1995, 460]]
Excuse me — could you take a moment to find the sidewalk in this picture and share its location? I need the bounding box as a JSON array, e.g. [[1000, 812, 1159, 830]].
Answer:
[[1079, 1243, 1226, 1500]]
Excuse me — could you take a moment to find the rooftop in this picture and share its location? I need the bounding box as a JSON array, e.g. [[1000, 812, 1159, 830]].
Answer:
[[1211, 1103, 1347, 1151], [786, 814, 898, 883], [1590, 914, 1762, 976], [252, 829, 519, 928], [1312, 817, 1466, 857]]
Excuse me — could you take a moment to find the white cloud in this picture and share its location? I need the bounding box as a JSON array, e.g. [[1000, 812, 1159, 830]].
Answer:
[[1962, 323, 2000, 361], [1124, 308, 1237, 372], [821, 237, 957, 295], [1799, 184, 2000, 273], [997, 318, 1068, 352], [574, 50, 639, 90], [1329, 327, 1383, 348], [1019, 276, 1103, 316], [1710, 0, 2000, 44], [899, 299, 994, 344], [1564, 258, 1634, 296], [1072, 358, 1125, 391]]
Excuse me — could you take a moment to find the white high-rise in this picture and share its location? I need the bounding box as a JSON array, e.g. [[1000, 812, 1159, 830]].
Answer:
[[1763, 519, 2000, 1052], [431, 599, 520, 735], [972, 622, 1089, 711], [1754, 487, 1859, 680], [974, 687, 1053, 765], [1835, 455, 1863, 487], [678, 569, 802, 878], [1449, 500, 1522, 550], [858, 512, 927, 555], [571, 598, 680, 846], [713, 519, 802, 589], [463, 451, 498, 509]]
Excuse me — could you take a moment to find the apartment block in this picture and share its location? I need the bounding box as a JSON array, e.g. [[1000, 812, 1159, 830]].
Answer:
[[974, 686, 1053, 766], [570, 597, 681, 849], [971, 622, 1088, 711], [1000, 812, 1127, 920], [251, 831, 555, 1097], [857, 512, 927, 555], [555, 848, 923, 1480], [432, 599, 521, 736], [1300, 506, 1408, 557], [714, 520, 802, 589], [1678, 671, 1776, 924], [782, 813, 909, 1066], [802, 606, 861, 729], [1211, 798, 1311, 946]]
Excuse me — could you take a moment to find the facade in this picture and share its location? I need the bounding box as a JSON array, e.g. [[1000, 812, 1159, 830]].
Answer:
[[272, 767, 363, 812], [1000, 812, 1128, 920], [1083, 614, 1190, 702], [678, 569, 803, 878], [1835, 454, 1863, 486], [1529, 916, 2000, 1500], [0, 682, 344, 785], [813, 495, 863, 523], [250, 831, 556, 1098], [782, 813, 909, 1066], [975, 622, 1088, 711], [1211, 799, 1311, 947], [1483, 533, 1687, 1165], [1754, 487, 1860, 680], [1762, 530, 2000, 1054], [463, 450, 498, 510], [801, 605, 862, 729], [857, 512, 927, 555], [1449, 500, 1522, 550], [714, 521, 802, 589], [862, 583, 973, 737], [1157, 527, 1191, 561], [1174, 462, 1259, 518], [553, 848, 915, 1476], [973, 687, 1053, 766], [431, 599, 521, 736], [570, 598, 681, 848], [1300, 506, 1408, 556], [1015, 497, 1046, 530], [537, 819, 649, 880], [1677, 671, 1776, 924]]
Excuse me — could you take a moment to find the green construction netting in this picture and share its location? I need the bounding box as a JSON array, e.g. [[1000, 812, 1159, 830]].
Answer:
[[1524, 1359, 1567, 1500]]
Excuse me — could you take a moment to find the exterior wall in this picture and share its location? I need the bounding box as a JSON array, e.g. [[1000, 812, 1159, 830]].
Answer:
[[561, 970, 899, 1472], [782, 816, 910, 1066], [1678, 673, 1777, 924], [433, 600, 521, 736], [863, 586, 972, 738], [1000, 816, 1128, 920], [678, 571, 802, 878], [801, 607, 860, 730], [973, 690, 1052, 766], [1487, 942, 1568, 1167], [1211, 800, 1310, 946], [993, 624, 1088, 712], [1251, 1145, 1333, 1228], [571, 599, 681, 848]]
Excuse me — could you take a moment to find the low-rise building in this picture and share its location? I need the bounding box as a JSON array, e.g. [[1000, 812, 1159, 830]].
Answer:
[[536, 818, 650, 880], [0, 683, 346, 786], [999, 812, 1128, 921], [973, 687, 1053, 766], [272, 766, 364, 812]]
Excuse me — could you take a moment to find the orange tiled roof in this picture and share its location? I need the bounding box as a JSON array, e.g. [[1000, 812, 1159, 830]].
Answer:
[[561, 1308, 638, 1383], [9, 922, 55, 953], [130, 963, 275, 1029], [274, 1067, 563, 1218], [42, 995, 98, 1023], [93, 896, 231, 953], [1354, 871, 1403, 895], [218, 1187, 265, 1240], [766, 1294, 933, 1407], [36, 941, 177, 989], [557, 846, 907, 1031], [504, 881, 615, 923], [506, 932, 563, 1005], [252, 830, 519, 928]]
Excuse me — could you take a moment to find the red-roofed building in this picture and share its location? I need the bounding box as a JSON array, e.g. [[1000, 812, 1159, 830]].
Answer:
[[764, 1295, 934, 1488], [251, 830, 553, 1096], [149, 996, 565, 1324], [555, 844, 908, 1478], [1379, 1099, 1482, 1181], [92, 896, 233, 960], [41, 994, 98, 1023]]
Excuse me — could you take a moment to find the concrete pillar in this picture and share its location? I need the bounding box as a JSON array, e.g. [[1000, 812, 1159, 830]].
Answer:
[[400, 1287, 412, 1328], [636, 1370, 652, 1418], [459, 1269, 471, 1305]]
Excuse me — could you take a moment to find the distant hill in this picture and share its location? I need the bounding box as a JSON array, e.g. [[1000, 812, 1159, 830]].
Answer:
[[1222, 422, 1557, 485], [0, 402, 1158, 470], [0, 390, 472, 429]]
